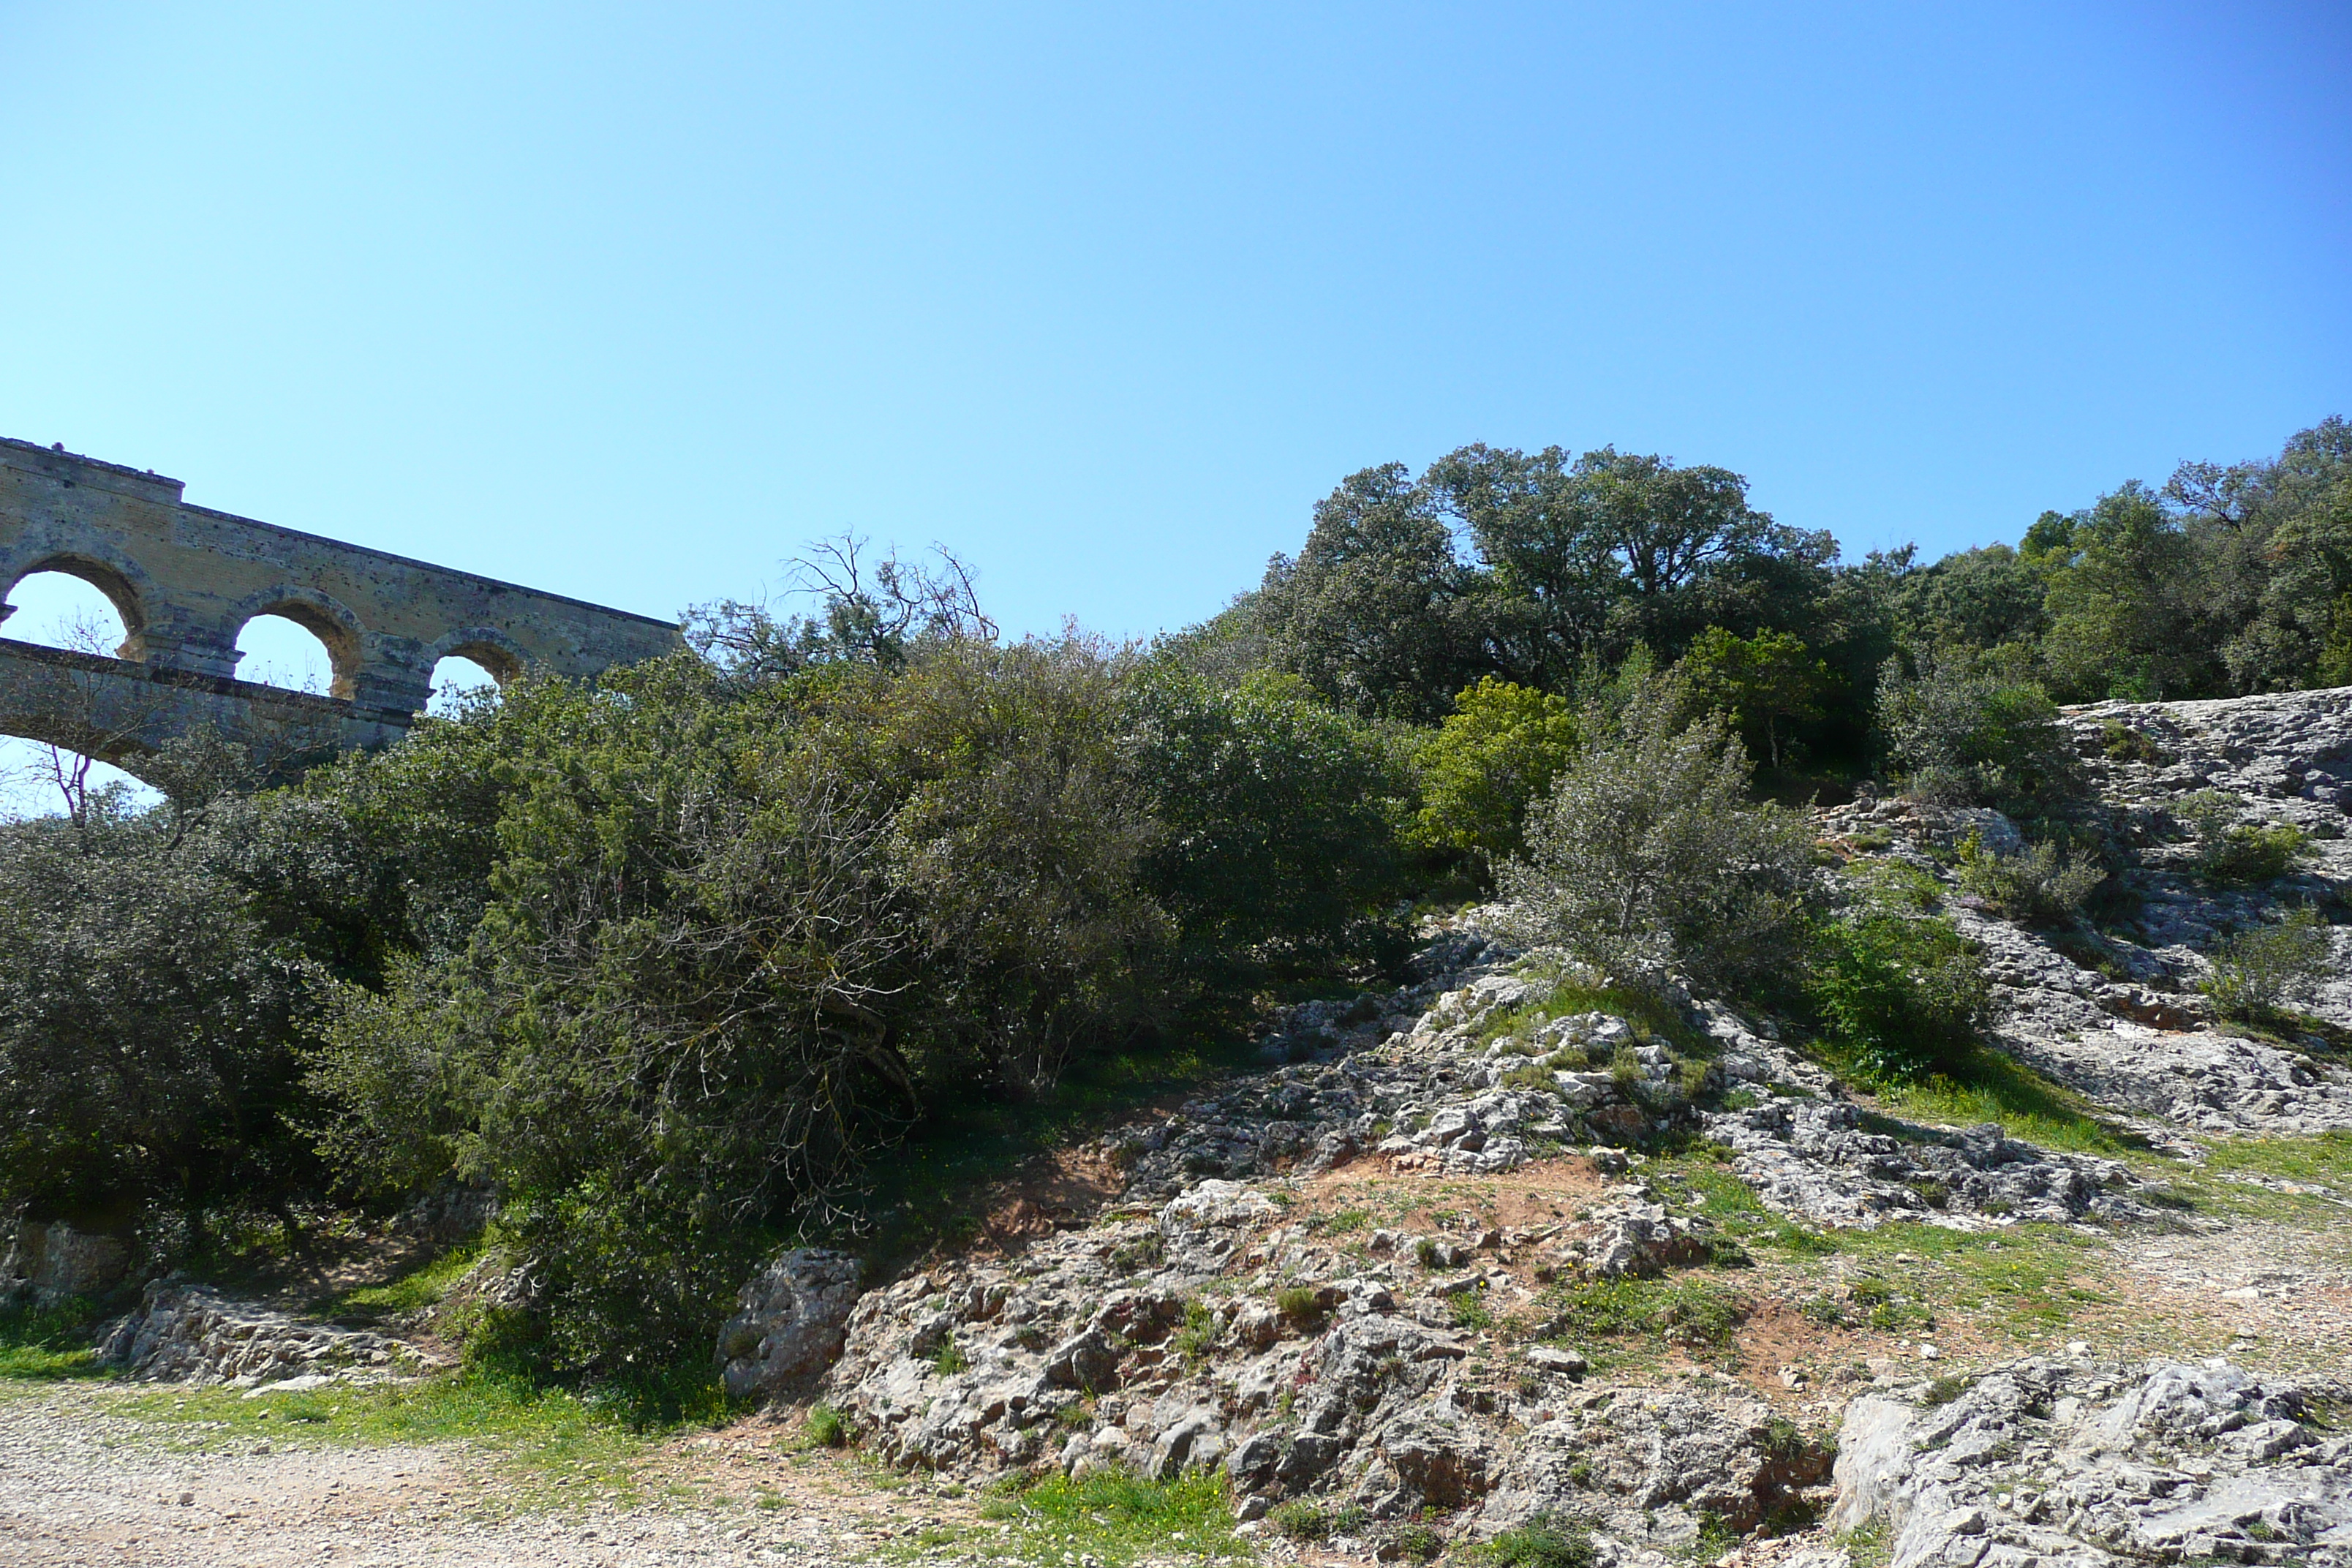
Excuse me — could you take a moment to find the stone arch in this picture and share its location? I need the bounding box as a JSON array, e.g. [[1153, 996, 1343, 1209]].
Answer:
[[422, 625, 531, 686], [225, 585, 367, 699], [0, 548, 152, 657]]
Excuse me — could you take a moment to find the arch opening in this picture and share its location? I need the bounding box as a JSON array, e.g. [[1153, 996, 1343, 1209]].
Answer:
[[427, 654, 504, 717], [1, 568, 137, 658], [0, 570, 161, 821], [234, 612, 343, 697]]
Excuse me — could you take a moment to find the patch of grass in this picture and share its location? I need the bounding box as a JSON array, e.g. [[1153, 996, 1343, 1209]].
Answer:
[[2198, 1129, 2352, 1188], [326, 1240, 486, 1322], [981, 1468, 1239, 1565], [110, 1368, 690, 1507], [805, 1403, 848, 1448], [1480, 975, 1707, 1058], [1921, 1375, 1972, 1406], [1473, 1511, 1597, 1568], [0, 1297, 105, 1382], [1545, 1276, 1746, 1353], [1450, 1284, 1496, 1331], [1840, 1048, 2128, 1156], [1842, 1517, 1894, 1568], [1837, 1223, 2106, 1335], [932, 1335, 970, 1376]]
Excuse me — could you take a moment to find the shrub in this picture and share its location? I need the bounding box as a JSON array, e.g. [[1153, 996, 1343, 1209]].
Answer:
[[1809, 906, 1988, 1082], [1407, 676, 1580, 864], [1877, 645, 2073, 805], [1954, 834, 2103, 926], [0, 788, 369, 1220], [1123, 666, 1412, 970], [1270, 1498, 1367, 1542], [2176, 791, 2312, 884], [2201, 909, 2334, 1021], [804, 1403, 848, 1447], [932, 1335, 970, 1376], [2212, 823, 2312, 883], [2098, 720, 2166, 764], [1499, 668, 1817, 996], [1173, 1299, 1217, 1365], [1474, 1512, 1598, 1568], [1391, 1522, 1446, 1561], [1275, 1285, 1324, 1322]]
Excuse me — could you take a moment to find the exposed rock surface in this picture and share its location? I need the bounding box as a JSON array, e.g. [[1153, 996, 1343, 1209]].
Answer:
[[1, 1221, 132, 1308], [715, 1248, 864, 1401], [1817, 685, 2352, 1137], [1832, 1355, 2352, 1567], [95, 1279, 432, 1388]]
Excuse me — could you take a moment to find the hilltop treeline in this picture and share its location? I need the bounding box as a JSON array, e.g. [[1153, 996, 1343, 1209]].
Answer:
[[1, 416, 2344, 1380]]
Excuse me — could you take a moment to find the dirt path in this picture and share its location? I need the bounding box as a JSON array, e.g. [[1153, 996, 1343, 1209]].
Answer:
[[0, 1384, 994, 1567]]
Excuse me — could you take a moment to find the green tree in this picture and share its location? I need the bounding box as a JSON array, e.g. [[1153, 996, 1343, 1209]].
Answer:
[[1254, 464, 1490, 722], [2036, 482, 2219, 699], [1406, 677, 1580, 866], [1676, 627, 1831, 770]]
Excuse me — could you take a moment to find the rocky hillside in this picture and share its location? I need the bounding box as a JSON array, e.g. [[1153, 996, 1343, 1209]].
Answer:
[[76, 687, 2352, 1568]]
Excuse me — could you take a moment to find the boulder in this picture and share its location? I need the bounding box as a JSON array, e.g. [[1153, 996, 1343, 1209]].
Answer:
[[717, 1247, 864, 1399]]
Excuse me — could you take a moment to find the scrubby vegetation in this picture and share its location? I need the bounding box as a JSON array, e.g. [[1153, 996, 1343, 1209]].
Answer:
[[4, 415, 2348, 1398]]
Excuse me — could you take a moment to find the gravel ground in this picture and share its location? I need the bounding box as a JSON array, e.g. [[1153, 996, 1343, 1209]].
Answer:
[[0, 1384, 963, 1567]]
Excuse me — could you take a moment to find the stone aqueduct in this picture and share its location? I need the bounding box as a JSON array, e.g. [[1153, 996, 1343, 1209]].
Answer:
[[0, 437, 683, 780]]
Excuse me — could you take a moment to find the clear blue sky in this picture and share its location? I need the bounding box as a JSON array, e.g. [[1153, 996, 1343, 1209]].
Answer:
[[2, 1, 2347, 649]]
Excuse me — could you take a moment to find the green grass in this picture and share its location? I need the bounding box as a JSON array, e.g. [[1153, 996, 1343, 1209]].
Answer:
[[979, 1468, 1240, 1566], [2133, 1131, 2352, 1230], [108, 1368, 688, 1508], [1542, 1276, 1746, 1355], [325, 1240, 486, 1322], [1480, 974, 1707, 1058], [1471, 1512, 1597, 1568], [2198, 1128, 2352, 1188], [0, 1297, 104, 1382], [1835, 1223, 2107, 1335], [1641, 1153, 1840, 1256], [1838, 1046, 2130, 1156], [1269, 1496, 1365, 1542]]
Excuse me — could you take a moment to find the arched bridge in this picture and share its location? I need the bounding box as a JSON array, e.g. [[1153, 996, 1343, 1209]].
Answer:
[[1, 437, 683, 782]]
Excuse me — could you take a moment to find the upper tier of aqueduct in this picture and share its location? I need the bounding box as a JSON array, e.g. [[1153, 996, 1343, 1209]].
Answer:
[[0, 437, 682, 780]]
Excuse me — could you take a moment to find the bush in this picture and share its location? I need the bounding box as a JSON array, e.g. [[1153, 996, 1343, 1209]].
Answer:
[[1877, 645, 2074, 805], [1954, 834, 2103, 926], [0, 785, 377, 1221], [1407, 676, 1579, 864], [1270, 1498, 1367, 1542], [1474, 1512, 1597, 1568], [1123, 666, 1411, 970], [2201, 909, 2334, 1021], [804, 1403, 848, 1447], [1499, 669, 1817, 997], [1275, 1285, 1324, 1321], [2175, 794, 2313, 885], [1809, 909, 1990, 1082], [308, 642, 1202, 1379]]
